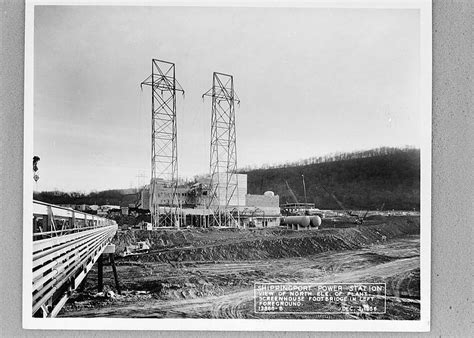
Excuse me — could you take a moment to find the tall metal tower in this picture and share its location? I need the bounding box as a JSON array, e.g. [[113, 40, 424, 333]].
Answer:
[[141, 59, 184, 228], [202, 72, 240, 226]]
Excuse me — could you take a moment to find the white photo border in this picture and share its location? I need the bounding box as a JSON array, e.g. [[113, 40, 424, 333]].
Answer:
[[23, 0, 432, 331]]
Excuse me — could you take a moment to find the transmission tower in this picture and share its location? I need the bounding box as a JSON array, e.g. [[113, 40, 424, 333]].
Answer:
[[141, 59, 184, 228], [202, 72, 240, 227]]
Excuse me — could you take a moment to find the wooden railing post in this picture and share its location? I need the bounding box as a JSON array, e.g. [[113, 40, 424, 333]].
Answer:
[[97, 254, 103, 293], [109, 253, 121, 295]]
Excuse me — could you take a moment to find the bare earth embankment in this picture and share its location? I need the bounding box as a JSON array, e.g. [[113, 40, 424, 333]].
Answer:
[[59, 216, 420, 319]]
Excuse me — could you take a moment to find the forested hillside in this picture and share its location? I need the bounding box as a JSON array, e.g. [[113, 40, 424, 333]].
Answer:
[[242, 147, 420, 210], [34, 147, 420, 211], [34, 189, 140, 207]]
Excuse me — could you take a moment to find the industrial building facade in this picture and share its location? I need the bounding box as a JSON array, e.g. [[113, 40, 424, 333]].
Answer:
[[140, 174, 280, 228]]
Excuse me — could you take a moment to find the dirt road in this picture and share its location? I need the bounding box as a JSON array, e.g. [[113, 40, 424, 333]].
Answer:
[[60, 235, 420, 319]]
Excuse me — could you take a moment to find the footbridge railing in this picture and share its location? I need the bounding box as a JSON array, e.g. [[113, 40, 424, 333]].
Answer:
[[32, 200, 118, 317]]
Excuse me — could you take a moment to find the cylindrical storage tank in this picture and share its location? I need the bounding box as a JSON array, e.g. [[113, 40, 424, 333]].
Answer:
[[264, 191, 275, 197], [281, 216, 310, 227], [309, 216, 322, 227]]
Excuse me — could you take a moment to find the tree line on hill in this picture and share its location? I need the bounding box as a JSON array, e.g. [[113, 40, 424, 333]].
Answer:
[[34, 147, 420, 211], [239, 146, 417, 171], [242, 147, 420, 211], [33, 189, 140, 207]]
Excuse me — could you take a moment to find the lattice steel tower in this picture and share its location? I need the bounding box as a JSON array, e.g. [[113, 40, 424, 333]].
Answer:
[[202, 72, 240, 226], [141, 59, 184, 228]]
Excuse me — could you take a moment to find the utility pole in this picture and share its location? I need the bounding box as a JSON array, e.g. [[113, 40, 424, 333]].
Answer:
[[202, 72, 240, 227], [141, 59, 184, 228], [135, 172, 147, 192]]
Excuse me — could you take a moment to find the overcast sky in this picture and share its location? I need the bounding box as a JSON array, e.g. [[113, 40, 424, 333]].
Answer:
[[34, 5, 420, 192]]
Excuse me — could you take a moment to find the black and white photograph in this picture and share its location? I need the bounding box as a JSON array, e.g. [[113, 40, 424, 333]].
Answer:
[[23, 0, 432, 331]]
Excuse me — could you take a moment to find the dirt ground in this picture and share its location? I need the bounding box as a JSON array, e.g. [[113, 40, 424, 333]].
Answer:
[[59, 216, 420, 320]]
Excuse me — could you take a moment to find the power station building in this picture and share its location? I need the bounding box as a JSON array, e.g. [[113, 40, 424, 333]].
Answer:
[[140, 61, 279, 228], [140, 173, 281, 228]]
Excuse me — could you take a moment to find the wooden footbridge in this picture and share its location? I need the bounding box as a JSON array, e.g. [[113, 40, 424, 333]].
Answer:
[[32, 200, 118, 317]]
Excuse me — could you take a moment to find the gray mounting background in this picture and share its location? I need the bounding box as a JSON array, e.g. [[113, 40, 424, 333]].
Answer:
[[1, 0, 472, 336]]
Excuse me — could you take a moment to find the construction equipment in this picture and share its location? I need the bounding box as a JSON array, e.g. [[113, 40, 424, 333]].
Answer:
[[318, 177, 369, 225], [283, 179, 323, 219], [285, 180, 299, 204], [119, 241, 151, 257], [302, 174, 308, 206]]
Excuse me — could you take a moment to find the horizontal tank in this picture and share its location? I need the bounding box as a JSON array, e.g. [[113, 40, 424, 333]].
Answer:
[[281, 216, 310, 227], [264, 191, 275, 197], [309, 215, 322, 227]]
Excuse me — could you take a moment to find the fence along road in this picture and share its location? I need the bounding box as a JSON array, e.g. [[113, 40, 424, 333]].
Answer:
[[32, 200, 118, 317]]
